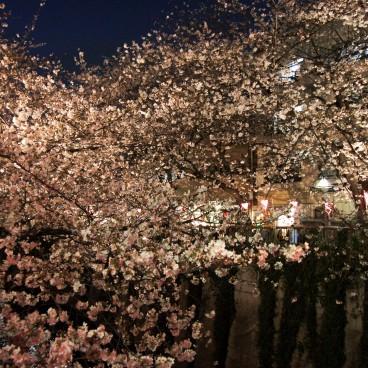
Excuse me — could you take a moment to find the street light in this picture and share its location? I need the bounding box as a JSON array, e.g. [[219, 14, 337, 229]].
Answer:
[[313, 177, 333, 191]]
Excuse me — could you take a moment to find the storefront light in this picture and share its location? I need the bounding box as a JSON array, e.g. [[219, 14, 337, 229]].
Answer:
[[314, 178, 332, 190]]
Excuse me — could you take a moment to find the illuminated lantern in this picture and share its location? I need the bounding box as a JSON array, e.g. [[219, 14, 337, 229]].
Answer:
[[324, 202, 334, 217], [261, 199, 269, 210], [290, 201, 300, 225], [364, 191, 368, 209], [240, 202, 249, 211], [290, 201, 297, 217]]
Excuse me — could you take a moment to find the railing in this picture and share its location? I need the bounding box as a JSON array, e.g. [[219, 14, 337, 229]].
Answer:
[[222, 219, 366, 245]]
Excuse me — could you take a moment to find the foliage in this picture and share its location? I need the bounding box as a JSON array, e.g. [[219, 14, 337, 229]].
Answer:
[[0, 0, 368, 366]]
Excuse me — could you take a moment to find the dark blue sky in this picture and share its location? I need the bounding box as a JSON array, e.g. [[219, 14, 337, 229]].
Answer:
[[4, 0, 205, 69]]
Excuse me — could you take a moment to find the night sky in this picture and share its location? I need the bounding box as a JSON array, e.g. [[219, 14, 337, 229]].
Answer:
[[4, 0, 205, 69]]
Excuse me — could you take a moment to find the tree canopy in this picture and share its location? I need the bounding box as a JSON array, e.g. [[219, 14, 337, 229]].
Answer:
[[0, 0, 367, 366]]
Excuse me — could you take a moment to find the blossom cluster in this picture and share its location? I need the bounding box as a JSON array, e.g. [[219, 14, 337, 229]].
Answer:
[[249, 232, 310, 271]]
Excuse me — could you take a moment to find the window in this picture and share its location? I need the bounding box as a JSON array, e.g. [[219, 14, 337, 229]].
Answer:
[[280, 58, 303, 82]]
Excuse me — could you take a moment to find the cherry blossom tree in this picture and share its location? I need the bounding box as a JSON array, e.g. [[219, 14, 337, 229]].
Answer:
[[94, 0, 368, 220], [0, 4, 256, 366], [90, 0, 368, 366], [0, 0, 367, 367]]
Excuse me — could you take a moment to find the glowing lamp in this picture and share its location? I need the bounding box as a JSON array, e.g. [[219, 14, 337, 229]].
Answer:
[[240, 202, 249, 211], [261, 199, 269, 210], [314, 178, 332, 190], [324, 202, 334, 217]]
